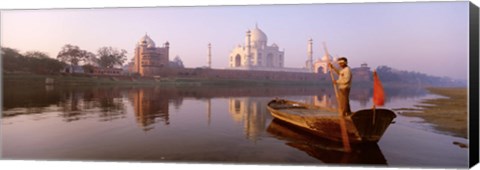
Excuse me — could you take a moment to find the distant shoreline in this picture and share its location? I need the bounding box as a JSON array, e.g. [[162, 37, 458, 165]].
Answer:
[[2, 73, 331, 87], [398, 87, 468, 139], [4, 73, 460, 89]]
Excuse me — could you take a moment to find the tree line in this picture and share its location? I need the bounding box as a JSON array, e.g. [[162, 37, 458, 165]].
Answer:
[[375, 65, 466, 87], [2, 47, 65, 74], [2, 44, 127, 74]]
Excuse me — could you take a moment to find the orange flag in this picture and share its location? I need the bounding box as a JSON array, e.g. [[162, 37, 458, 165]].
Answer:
[[373, 70, 385, 106]]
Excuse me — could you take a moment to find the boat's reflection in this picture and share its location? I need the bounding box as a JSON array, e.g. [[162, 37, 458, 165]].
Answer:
[[267, 119, 387, 165]]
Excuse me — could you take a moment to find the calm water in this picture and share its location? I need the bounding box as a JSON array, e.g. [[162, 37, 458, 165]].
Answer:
[[1, 84, 468, 168]]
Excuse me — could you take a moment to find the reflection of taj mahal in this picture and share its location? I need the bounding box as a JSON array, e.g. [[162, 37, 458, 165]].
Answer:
[[225, 94, 338, 142], [228, 97, 272, 141]]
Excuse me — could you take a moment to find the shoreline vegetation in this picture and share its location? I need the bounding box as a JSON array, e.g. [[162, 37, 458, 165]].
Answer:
[[397, 87, 468, 139], [2, 73, 331, 87], [2, 72, 430, 88]]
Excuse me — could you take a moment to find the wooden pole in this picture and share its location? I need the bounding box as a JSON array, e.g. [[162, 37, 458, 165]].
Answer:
[[329, 63, 351, 153], [372, 104, 376, 125]]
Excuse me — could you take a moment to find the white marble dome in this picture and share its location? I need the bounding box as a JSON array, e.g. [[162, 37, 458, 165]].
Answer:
[[138, 34, 156, 48], [250, 25, 267, 44]]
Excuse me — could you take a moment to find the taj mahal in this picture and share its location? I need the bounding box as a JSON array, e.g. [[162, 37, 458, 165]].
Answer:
[[128, 24, 370, 82], [228, 24, 337, 74], [229, 24, 286, 70]]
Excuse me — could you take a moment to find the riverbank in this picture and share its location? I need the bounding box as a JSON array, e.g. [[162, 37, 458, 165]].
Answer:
[[397, 87, 468, 139], [2, 73, 330, 87]]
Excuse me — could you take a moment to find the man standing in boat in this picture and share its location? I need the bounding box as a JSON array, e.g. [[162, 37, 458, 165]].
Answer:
[[328, 57, 352, 116]]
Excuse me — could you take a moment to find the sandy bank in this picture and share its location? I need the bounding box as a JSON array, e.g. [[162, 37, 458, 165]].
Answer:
[[398, 87, 467, 139]]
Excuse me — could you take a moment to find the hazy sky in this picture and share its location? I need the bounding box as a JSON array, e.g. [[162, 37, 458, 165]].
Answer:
[[1, 1, 470, 79]]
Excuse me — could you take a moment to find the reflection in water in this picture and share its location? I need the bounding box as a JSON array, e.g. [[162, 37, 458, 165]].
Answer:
[[228, 97, 272, 141], [206, 99, 211, 125], [313, 94, 335, 108], [4, 83, 459, 166], [293, 87, 367, 109], [128, 87, 170, 131], [352, 87, 370, 107], [267, 119, 387, 165], [2, 85, 128, 122], [3, 84, 428, 134], [3, 84, 62, 116], [45, 85, 54, 92], [58, 87, 126, 122], [58, 90, 84, 122]]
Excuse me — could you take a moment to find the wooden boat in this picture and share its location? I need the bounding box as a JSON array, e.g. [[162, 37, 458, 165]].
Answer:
[[267, 99, 396, 143], [267, 119, 387, 164]]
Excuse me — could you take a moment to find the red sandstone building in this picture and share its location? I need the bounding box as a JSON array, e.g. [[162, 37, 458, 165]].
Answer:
[[133, 34, 170, 76]]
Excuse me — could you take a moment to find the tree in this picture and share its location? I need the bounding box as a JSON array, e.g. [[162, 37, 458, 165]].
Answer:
[[25, 51, 49, 59], [1, 47, 24, 72], [41, 57, 66, 74], [96, 47, 127, 68], [25, 51, 66, 74], [83, 51, 98, 66], [2, 47, 66, 74], [57, 44, 94, 66], [374, 65, 464, 87]]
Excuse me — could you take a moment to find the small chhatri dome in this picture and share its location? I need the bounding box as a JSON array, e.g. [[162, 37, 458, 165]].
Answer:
[[138, 33, 156, 48], [322, 54, 333, 62], [250, 24, 268, 44]]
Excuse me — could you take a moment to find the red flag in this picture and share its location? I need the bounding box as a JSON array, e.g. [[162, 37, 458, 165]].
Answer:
[[373, 70, 385, 106]]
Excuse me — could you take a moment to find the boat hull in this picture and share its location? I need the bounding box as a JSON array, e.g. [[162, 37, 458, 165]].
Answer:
[[267, 119, 388, 164], [267, 99, 396, 143]]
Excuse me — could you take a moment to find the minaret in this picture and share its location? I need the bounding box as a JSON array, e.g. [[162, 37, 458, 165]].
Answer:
[[165, 41, 170, 49], [307, 38, 313, 72], [208, 43, 212, 68], [246, 30, 252, 67], [165, 41, 170, 63]]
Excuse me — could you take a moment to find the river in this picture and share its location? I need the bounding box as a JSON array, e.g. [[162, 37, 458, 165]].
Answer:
[[1, 84, 468, 168]]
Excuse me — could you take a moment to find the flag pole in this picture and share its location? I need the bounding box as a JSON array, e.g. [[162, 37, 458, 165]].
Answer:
[[372, 69, 377, 125], [372, 104, 376, 125]]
